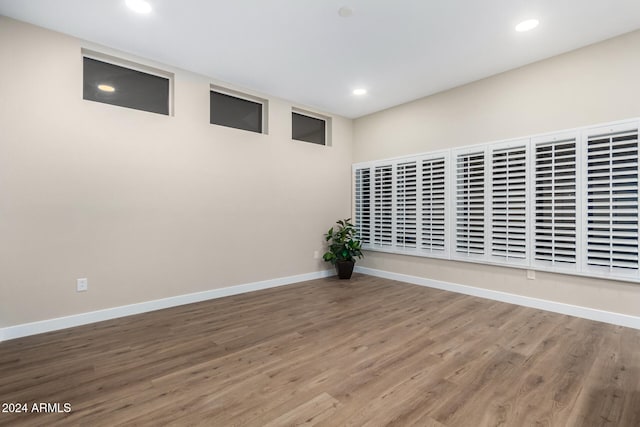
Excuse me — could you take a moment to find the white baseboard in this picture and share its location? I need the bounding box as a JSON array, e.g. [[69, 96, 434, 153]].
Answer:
[[5, 266, 637, 343], [355, 266, 640, 330], [0, 270, 335, 342]]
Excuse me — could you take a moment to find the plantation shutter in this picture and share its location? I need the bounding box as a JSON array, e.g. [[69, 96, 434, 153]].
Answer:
[[533, 135, 578, 268], [354, 167, 371, 246], [455, 150, 486, 257], [373, 164, 393, 247], [396, 161, 417, 248], [585, 124, 640, 275], [491, 144, 528, 262], [352, 118, 640, 284], [421, 156, 446, 253]]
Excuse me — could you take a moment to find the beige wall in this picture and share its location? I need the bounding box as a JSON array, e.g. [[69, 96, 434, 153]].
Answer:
[[354, 29, 640, 317], [2, 15, 640, 329], [355, 29, 640, 161], [0, 17, 354, 327]]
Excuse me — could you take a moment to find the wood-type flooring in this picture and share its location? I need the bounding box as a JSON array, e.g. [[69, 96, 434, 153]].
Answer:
[[1, 274, 639, 426]]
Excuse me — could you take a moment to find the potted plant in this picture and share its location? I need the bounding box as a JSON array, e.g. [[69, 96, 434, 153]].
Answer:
[[322, 218, 364, 279]]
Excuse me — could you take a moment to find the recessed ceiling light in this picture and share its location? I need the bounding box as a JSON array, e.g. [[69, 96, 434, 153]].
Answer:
[[126, 0, 152, 14], [98, 84, 115, 92], [353, 88, 367, 95], [338, 6, 353, 18], [515, 19, 539, 32]]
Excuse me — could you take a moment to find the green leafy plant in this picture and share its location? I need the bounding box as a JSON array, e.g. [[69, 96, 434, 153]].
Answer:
[[322, 218, 364, 265]]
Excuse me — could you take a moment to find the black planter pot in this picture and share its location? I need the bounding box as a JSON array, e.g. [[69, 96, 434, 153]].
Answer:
[[336, 260, 355, 280]]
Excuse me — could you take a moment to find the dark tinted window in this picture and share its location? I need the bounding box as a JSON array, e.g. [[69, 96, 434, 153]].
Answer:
[[292, 112, 326, 145], [210, 91, 263, 133], [83, 57, 170, 115]]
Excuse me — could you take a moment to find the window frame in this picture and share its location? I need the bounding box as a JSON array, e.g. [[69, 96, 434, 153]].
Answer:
[[452, 145, 489, 263], [354, 149, 450, 259], [81, 48, 174, 116], [581, 122, 640, 281], [209, 85, 268, 135], [291, 108, 331, 146], [354, 166, 372, 246], [353, 117, 640, 284], [530, 131, 581, 273], [417, 152, 450, 258], [488, 139, 530, 266]]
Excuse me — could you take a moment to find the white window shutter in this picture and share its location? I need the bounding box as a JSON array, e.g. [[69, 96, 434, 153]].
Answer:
[[454, 149, 486, 259], [420, 156, 447, 254], [373, 164, 393, 247], [490, 142, 528, 264], [396, 161, 418, 249], [352, 117, 640, 284], [583, 123, 640, 278], [532, 133, 578, 270], [354, 167, 372, 246]]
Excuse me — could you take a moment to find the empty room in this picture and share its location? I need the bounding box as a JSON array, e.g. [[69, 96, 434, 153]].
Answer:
[[1, 1, 640, 425]]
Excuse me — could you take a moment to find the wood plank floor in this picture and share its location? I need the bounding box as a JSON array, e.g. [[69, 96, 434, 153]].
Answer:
[[1, 274, 640, 426]]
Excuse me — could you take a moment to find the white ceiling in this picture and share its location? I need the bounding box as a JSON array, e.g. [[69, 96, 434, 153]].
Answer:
[[1, 0, 639, 118]]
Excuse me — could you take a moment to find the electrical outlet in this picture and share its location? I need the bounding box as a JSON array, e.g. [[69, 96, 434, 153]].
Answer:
[[77, 278, 88, 292], [313, 250, 320, 259], [526, 270, 535, 280]]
